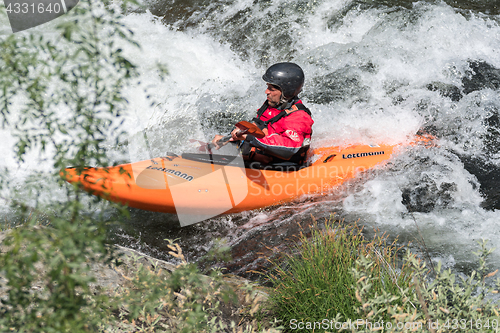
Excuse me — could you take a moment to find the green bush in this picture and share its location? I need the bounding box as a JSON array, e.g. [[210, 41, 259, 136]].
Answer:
[[0, 217, 116, 332], [268, 218, 414, 331], [0, 0, 160, 331], [348, 239, 500, 332]]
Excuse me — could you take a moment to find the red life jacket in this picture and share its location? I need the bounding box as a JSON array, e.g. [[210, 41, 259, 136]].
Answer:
[[246, 99, 313, 165]]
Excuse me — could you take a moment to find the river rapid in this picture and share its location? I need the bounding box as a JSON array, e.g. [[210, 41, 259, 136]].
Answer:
[[2, 0, 500, 279]]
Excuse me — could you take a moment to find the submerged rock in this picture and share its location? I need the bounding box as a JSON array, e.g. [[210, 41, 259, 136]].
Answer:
[[426, 82, 463, 102], [463, 61, 500, 95]]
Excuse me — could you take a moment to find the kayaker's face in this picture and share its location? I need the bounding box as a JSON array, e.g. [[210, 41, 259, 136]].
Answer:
[[265, 84, 282, 107]]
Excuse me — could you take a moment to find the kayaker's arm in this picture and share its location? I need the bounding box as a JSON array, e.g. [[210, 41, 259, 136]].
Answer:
[[210, 121, 265, 149]]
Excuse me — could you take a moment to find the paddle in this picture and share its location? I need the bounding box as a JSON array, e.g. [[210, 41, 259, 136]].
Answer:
[[192, 121, 265, 152]]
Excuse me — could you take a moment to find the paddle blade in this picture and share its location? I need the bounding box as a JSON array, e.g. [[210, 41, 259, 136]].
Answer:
[[189, 139, 211, 152], [235, 121, 265, 138]]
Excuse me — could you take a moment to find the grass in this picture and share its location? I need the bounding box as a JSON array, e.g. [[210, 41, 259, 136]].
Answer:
[[267, 216, 500, 332], [267, 217, 414, 330]]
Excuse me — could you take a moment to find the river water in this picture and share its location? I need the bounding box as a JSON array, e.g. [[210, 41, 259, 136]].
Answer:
[[1, 0, 500, 279]]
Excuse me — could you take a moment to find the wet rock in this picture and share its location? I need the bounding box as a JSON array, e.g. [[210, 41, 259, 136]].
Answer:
[[305, 66, 371, 105], [401, 177, 457, 213], [463, 61, 500, 95], [360, 0, 499, 15], [459, 156, 500, 211], [225, 215, 314, 280], [427, 81, 463, 102], [444, 0, 499, 15]]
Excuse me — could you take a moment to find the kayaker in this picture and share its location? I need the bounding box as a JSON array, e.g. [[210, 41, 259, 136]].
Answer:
[[212, 62, 313, 168]]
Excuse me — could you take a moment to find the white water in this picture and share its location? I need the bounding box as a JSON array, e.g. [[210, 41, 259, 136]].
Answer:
[[1, 0, 500, 275]]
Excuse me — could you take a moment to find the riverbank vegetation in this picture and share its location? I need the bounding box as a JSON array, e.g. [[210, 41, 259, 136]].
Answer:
[[267, 220, 414, 326], [1, 217, 500, 332], [267, 219, 500, 332]]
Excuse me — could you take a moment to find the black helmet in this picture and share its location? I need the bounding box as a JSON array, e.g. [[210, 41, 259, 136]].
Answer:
[[262, 62, 304, 100]]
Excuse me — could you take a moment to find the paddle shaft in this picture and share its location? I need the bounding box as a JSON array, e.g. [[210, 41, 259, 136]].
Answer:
[[207, 132, 239, 150], [197, 121, 265, 152]]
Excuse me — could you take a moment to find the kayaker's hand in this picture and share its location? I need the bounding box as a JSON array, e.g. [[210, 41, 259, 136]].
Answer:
[[251, 121, 268, 137], [230, 128, 247, 141], [211, 135, 225, 149]]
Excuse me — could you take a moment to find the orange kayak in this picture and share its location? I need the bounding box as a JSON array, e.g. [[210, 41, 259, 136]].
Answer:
[[63, 135, 432, 226]]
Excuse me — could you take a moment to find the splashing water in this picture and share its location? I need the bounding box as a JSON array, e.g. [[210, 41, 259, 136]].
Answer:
[[2, 0, 500, 278]]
